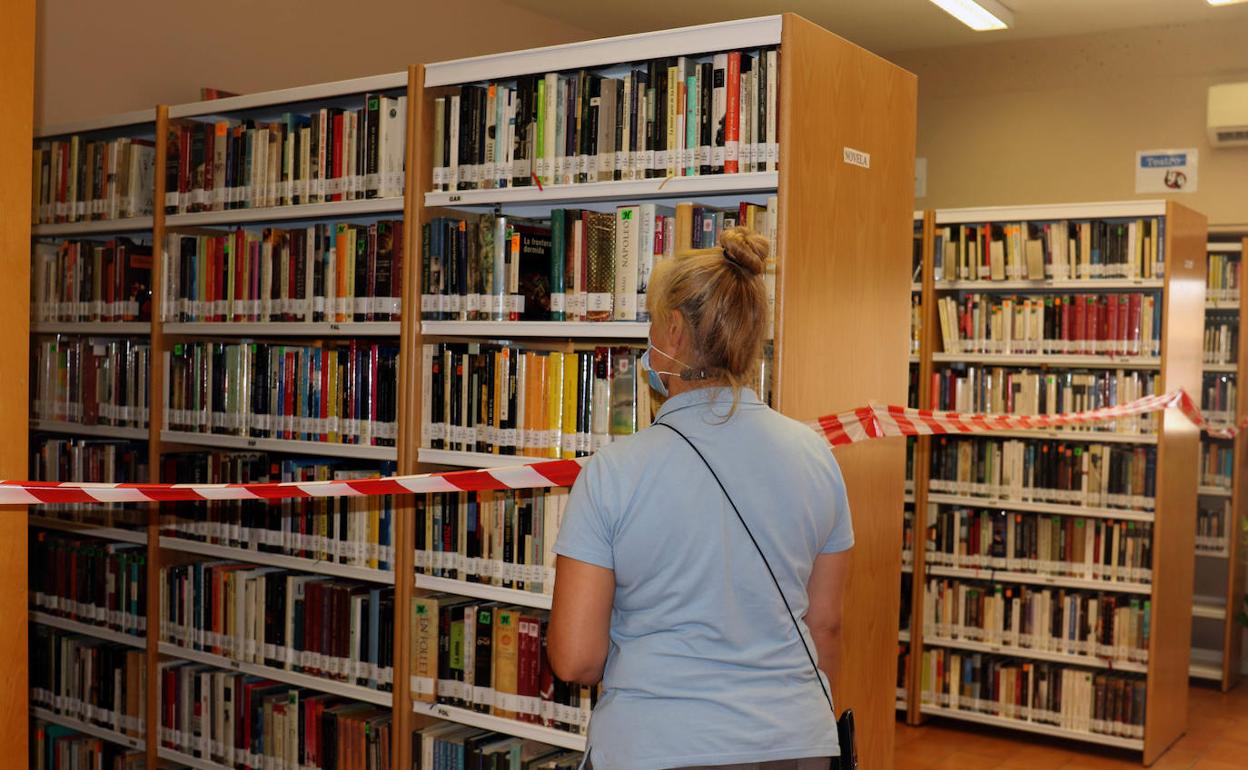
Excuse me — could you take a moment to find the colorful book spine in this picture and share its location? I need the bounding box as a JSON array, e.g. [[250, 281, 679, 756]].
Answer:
[[30, 530, 147, 637], [32, 337, 151, 428], [30, 627, 146, 738], [32, 136, 156, 225], [32, 721, 145, 770], [31, 238, 153, 322]]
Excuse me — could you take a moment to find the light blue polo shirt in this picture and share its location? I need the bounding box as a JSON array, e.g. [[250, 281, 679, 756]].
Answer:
[[553, 387, 854, 770]]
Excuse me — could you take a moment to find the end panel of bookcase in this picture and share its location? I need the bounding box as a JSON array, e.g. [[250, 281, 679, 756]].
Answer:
[[775, 14, 918, 769], [1224, 238, 1248, 692], [1144, 202, 1207, 764], [2, 0, 34, 759]]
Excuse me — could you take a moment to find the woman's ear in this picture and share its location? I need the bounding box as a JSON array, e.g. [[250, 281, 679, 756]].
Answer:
[[667, 309, 686, 356]]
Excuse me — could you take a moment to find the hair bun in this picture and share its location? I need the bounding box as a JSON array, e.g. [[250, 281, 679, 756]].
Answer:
[[719, 226, 768, 277]]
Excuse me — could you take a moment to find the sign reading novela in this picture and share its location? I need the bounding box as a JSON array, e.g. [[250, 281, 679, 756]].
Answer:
[[1135, 149, 1198, 193]]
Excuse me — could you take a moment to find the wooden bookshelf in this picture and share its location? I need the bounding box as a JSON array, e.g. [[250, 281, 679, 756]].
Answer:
[[902, 201, 1207, 764], [2, 1, 34, 762], [412, 14, 917, 768], [1191, 238, 1246, 692]]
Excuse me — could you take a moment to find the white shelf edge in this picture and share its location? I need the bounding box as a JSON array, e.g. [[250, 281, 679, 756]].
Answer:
[[411, 700, 586, 751], [31, 321, 151, 335], [919, 705, 1144, 751], [920, 634, 1148, 674], [165, 197, 404, 227], [160, 430, 397, 461], [926, 565, 1152, 595], [926, 493, 1154, 522], [31, 216, 153, 237], [416, 448, 553, 469], [1198, 486, 1233, 498], [932, 353, 1161, 370], [899, 629, 911, 643], [897, 698, 908, 711], [1189, 662, 1224, 681], [31, 706, 146, 753], [951, 428, 1158, 445], [169, 72, 408, 119], [425, 171, 777, 208], [157, 642, 392, 707], [934, 279, 1165, 291], [157, 746, 228, 770], [421, 320, 649, 339], [30, 611, 146, 649], [36, 108, 157, 138], [425, 16, 782, 86], [164, 321, 400, 337], [1192, 599, 1227, 621], [1204, 300, 1241, 310], [28, 515, 147, 544], [159, 537, 394, 584], [1203, 363, 1239, 374], [1207, 242, 1244, 253], [30, 419, 149, 440], [935, 201, 1167, 225], [414, 574, 552, 610]]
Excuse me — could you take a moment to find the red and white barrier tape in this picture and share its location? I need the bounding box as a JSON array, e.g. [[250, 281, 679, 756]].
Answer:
[[3, 389, 1242, 506]]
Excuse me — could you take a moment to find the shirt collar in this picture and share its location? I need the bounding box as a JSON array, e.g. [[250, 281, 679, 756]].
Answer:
[[654, 386, 764, 421]]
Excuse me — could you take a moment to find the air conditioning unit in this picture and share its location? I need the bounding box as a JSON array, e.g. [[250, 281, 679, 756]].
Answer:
[[1208, 83, 1248, 147]]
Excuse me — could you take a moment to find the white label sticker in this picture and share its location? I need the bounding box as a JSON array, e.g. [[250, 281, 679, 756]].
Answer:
[[843, 147, 871, 169]]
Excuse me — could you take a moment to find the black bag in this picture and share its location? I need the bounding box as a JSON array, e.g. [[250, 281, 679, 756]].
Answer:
[[656, 422, 858, 770]]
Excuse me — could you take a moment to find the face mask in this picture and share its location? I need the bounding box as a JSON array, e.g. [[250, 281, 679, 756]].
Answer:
[[641, 342, 688, 398]]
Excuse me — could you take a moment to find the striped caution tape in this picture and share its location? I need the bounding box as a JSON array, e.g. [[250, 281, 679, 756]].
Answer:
[[2, 388, 1241, 505]]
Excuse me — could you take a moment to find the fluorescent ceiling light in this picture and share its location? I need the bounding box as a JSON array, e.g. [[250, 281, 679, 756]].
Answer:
[[1208, 0, 1248, 6], [928, 0, 1014, 30]]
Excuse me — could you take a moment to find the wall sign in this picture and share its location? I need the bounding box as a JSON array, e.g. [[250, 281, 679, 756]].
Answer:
[[1135, 149, 1198, 193]]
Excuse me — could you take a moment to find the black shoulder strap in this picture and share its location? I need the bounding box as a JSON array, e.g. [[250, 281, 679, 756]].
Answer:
[[653, 421, 834, 713]]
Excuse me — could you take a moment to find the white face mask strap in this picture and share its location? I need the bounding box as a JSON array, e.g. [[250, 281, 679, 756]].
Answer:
[[649, 342, 711, 381]]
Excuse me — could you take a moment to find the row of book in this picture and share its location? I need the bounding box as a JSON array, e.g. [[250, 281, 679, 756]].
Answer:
[[928, 438, 1157, 511], [31, 238, 153, 323], [421, 344, 652, 456], [923, 579, 1150, 664], [160, 564, 396, 691], [935, 293, 1162, 358], [1196, 502, 1230, 554], [431, 48, 779, 191], [1200, 442, 1233, 490], [32, 436, 148, 490], [414, 489, 568, 595], [919, 650, 1146, 739], [159, 663, 392, 770], [925, 507, 1153, 584], [1206, 251, 1241, 302], [163, 221, 405, 323], [160, 452, 397, 571], [1202, 374, 1237, 424], [420, 199, 776, 325], [932, 367, 1158, 434], [1203, 322, 1238, 365], [413, 723, 581, 770], [31, 531, 147, 637], [165, 94, 407, 214], [32, 136, 155, 224], [932, 219, 1164, 283], [410, 595, 592, 734], [31, 627, 146, 739], [910, 295, 922, 354], [32, 722, 143, 770], [164, 340, 399, 447], [32, 336, 151, 429]]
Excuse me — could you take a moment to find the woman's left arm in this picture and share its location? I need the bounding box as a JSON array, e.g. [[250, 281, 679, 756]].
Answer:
[[548, 555, 615, 685]]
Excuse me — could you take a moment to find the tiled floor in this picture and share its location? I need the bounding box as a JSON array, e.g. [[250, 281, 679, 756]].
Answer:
[[894, 683, 1248, 769]]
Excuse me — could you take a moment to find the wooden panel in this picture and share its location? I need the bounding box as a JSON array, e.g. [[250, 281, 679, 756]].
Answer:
[[1223, 238, 1248, 691], [905, 211, 936, 726], [775, 14, 917, 770], [144, 103, 170, 770], [1143, 201, 1206, 764], [391, 63, 428, 770], [0, 0, 34, 760]]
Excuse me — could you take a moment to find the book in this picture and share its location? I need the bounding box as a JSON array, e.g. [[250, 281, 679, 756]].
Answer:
[[32, 136, 155, 224], [32, 338, 151, 429], [32, 721, 145, 770], [30, 530, 147, 637], [31, 626, 146, 738], [31, 238, 152, 323]]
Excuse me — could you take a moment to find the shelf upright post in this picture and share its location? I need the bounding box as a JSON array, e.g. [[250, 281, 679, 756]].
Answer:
[[1223, 238, 1248, 691]]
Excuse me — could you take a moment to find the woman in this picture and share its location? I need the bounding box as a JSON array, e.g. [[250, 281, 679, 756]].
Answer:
[[549, 227, 854, 770]]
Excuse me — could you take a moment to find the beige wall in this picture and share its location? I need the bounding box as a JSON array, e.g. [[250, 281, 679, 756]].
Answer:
[[892, 18, 1248, 227], [36, 0, 595, 127]]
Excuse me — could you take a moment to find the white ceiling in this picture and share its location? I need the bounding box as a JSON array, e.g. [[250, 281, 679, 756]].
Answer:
[[501, 0, 1248, 54]]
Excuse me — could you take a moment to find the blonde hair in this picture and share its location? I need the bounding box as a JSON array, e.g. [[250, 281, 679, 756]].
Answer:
[[647, 225, 769, 398]]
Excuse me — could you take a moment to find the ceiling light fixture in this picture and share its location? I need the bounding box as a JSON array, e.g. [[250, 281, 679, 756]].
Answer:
[[927, 0, 1014, 31], [1208, 0, 1248, 6]]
